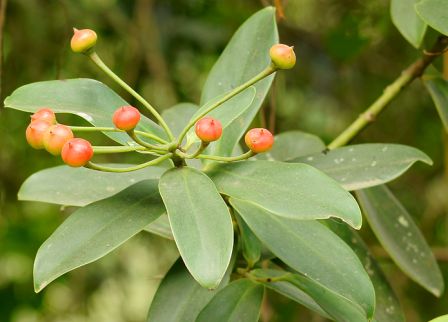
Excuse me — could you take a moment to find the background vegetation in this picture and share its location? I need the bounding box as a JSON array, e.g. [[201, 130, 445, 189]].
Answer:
[[0, 0, 447, 321]]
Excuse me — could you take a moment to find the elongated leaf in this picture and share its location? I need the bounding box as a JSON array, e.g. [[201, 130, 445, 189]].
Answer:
[[162, 103, 198, 137], [159, 167, 233, 289], [197, 279, 264, 322], [208, 160, 362, 229], [230, 198, 375, 318], [423, 75, 448, 132], [391, 0, 427, 47], [19, 164, 167, 207], [4, 78, 166, 144], [327, 221, 405, 322], [200, 7, 278, 157], [416, 0, 448, 36], [256, 131, 326, 161], [34, 180, 164, 292], [430, 315, 448, 322], [356, 185, 444, 297], [293, 144, 432, 191], [147, 258, 232, 322], [252, 269, 368, 322], [144, 215, 173, 240], [235, 213, 261, 267]]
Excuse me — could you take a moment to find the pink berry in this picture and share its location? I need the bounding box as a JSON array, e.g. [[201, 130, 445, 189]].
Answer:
[[245, 128, 274, 153], [269, 44, 296, 70], [71, 28, 97, 53], [43, 124, 74, 156], [31, 108, 56, 124], [112, 106, 141, 131], [195, 117, 222, 142], [61, 138, 94, 167], [26, 120, 52, 149]]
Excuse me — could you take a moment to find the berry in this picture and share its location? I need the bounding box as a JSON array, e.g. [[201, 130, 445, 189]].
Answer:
[[71, 28, 97, 53], [31, 108, 56, 124], [269, 44, 296, 70], [26, 120, 52, 149], [61, 138, 94, 167], [195, 117, 222, 142], [245, 128, 274, 153], [112, 106, 141, 131], [43, 124, 74, 155]]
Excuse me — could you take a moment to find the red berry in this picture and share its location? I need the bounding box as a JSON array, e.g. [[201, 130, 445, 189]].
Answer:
[[61, 138, 94, 167], [31, 108, 56, 124], [269, 44, 296, 70], [112, 106, 141, 131], [71, 28, 97, 53], [245, 128, 274, 153], [195, 117, 222, 142], [43, 124, 74, 156], [26, 120, 52, 149]]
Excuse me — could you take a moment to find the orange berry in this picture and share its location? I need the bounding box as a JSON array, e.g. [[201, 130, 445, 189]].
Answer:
[[245, 128, 274, 153], [71, 28, 97, 53], [26, 120, 52, 149], [31, 108, 56, 124], [112, 106, 141, 131], [195, 117, 222, 142], [43, 124, 74, 155], [269, 44, 296, 70], [61, 138, 94, 167]]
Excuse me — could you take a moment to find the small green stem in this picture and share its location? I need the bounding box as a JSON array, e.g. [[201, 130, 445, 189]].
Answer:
[[88, 51, 174, 141], [126, 129, 168, 151], [176, 65, 277, 146], [238, 269, 292, 283], [92, 145, 147, 154], [85, 153, 172, 172], [178, 150, 255, 162], [183, 141, 209, 159]]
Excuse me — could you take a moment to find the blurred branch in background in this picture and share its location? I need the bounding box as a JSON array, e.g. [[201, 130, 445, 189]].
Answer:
[[0, 0, 7, 103]]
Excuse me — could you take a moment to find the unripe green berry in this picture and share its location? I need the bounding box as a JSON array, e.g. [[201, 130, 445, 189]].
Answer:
[[112, 106, 141, 131], [71, 28, 97, 53], [43, 124, 74, 156], [31, 108, 56, 124], [269, 44, 296, 70], [26, 120, 52, 149], [245, 128, 274, 153], [195, 117, 222, 142], [61, 138, 94, 167]]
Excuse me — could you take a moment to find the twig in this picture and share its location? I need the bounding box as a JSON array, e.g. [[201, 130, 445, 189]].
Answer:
[[328, 36, 448, 149]]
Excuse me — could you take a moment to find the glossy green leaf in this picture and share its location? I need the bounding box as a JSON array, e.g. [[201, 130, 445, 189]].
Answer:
[[147, 258, 232, 322], [34, 180, 164, 292], [19, 164, 167, 207], [423, 75, 448, 132], [196, 279, 264, 322], [327, 221, 405, 322], [162, 103, 198, 137], [230, 198, 375, 318], [200, 6, 278, 157], [251, 269, 368, 322], [416, 0, 448, 36], [356, 185, 444, 297], [4, 78, 166, 144], [159, 167, 233, 289], [391, 0, 427, 47], [293, 144, 432, 191], [208, 160, 362, 229], [235, 213, 261, 267], [144, 215, 173, 240], [430, 315, 448, 322], [256, 131, 326, 161]]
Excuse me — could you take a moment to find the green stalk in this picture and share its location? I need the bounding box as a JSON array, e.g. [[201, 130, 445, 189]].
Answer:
[[126, 129, 168, 151], [92, 145, 147, 154], [85, 153, 172, 172], [88, 52, 174, 141], [176, 65, 277, 146], [69, 126, 168, 144], [183, 141, 209, 159], [178, 150, 255, 162]]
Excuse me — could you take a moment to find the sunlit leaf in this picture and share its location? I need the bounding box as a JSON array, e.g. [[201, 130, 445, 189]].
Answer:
[[416, 0, 448, 36], [391, 0, 427, 47], [423, 74, 448, 132]]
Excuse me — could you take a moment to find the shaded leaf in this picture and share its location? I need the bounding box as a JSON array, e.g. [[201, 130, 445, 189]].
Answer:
[[162, 103, 198, 137], [234, 213, 261, 267], [144, 215, 173, 240], [423, 75, 448, 132], [391, 0, 427, 47], [416, 0, 448, 36]]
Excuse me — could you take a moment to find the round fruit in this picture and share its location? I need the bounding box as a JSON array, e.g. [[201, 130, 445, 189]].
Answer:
[[195, 117, 223, 142], [269, 44, 296, 70], [245, 128, 274, 153], [26, 120, 52, 149], [112, 106, 141, 131], [43, 124, 74, 155], [61, 138, 94, 167], [31, 108, 56, 124], [71, 28, 97, 53]]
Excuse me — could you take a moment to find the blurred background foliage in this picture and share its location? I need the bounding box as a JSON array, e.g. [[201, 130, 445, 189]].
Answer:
[[0, 0, 447, 321]]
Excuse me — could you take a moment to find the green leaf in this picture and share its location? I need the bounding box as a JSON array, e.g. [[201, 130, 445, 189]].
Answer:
[[251, 269, 368, 322], [34, 180, 165, 292], [19, 164, 167, 207], [196, 279, 264, 322], [430, 315, 448, 322], [416, 0, 448, 36], [147, 258, 232, 322], [293, 144, 432, 191], [423, 75, 448, 132], [391, 0, 427, 47], [144, 215, 173, 240], [200, 6, 278, 157], [208, 160, 362, 229], [230, 198, 375, 318], [327, 221, 405, 322], [234, 213, 261, 267], [4, 78, 166, 144], [158, 167, 233, 289], [162, 103, 198, 137], [256, 131, 326, 161], [356, 185, 444, 297]]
